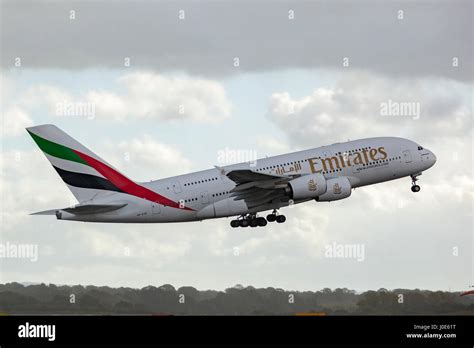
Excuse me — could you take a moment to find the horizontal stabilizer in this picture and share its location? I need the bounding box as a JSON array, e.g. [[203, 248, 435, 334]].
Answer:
[[30, 209, 58, 215], [31, 203, 127, 216], [63, 203, 127, 215]]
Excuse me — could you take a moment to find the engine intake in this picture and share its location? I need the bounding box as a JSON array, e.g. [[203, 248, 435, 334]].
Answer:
[[316, 177, 351, 202]]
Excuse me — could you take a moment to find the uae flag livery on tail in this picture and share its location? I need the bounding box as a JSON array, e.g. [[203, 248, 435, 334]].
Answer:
[[26, 125, 192, 210]]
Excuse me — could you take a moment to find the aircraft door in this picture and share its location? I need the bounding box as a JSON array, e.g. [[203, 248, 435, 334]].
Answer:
[[403, 150, 412, 163], [172, 181, 182, 193], [151, 202, 161, 215], [200, 191, 210, 204]]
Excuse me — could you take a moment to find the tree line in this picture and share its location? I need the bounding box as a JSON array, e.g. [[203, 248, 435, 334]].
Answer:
[[0, 282, 473, 315]]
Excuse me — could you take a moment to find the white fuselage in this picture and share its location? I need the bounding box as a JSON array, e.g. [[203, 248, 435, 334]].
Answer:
[[58, 137, 436, 223]]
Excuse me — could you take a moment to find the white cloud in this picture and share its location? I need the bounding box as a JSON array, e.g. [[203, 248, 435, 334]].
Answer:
[[86, 90, 127, 121], [1, 73, 33, 137], [1, 83, 75, 138], [0, 150, 75, 230], [256, 135, 291, 155], [87, 72, 232, 122], [2, 106, 33, 137], [20, 85, 74, 114], [3, 72, 232, 125], [77, 227, 191, 262], [102, 135, 193, 181]]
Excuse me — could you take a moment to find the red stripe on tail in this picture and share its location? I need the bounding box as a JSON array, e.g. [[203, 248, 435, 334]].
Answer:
[[73, 150, 193, 211]]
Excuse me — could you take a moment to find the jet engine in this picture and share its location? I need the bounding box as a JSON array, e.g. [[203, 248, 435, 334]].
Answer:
[[287, 173, 327, 200], [316, 176, 352, 202]]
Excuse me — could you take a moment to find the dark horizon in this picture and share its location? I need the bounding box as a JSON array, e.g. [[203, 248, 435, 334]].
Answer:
[[2, 282, 473, 315]]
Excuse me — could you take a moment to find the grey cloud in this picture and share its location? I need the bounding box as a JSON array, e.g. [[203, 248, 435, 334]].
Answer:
[[1, 0, 472, 80]]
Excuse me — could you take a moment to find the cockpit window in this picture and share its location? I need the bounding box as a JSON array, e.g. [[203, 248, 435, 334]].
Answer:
[[417, 146, 423, 150]]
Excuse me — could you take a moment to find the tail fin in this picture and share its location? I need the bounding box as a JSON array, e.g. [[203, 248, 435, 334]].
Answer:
[[26, 124, 128, 202]]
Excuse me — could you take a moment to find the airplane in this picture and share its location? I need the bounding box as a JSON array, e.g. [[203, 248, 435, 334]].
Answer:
[[27, 124, 436, 227]]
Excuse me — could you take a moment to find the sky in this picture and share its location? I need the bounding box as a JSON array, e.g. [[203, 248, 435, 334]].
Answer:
[[0, 0, 472, 292]]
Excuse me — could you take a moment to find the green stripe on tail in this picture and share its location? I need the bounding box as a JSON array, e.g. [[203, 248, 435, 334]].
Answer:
[[27, 130, 89, 166]]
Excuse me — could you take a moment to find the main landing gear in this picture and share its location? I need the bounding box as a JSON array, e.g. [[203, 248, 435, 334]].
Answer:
[[410, 174, 421, 193], [230, 210, 286, 228], [266, 209, 286, 224]]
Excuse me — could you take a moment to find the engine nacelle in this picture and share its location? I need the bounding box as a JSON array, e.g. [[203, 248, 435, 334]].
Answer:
[[287, 173, 327, 200], [316, 176, 352, 202]]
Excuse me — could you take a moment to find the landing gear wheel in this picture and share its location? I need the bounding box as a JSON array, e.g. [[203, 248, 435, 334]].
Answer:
[[239, 219, 249, 227], [276, 215, 286, 223], [257, 217, 267, 226], [266, 214, 276, 222], [411, 185, 421, 193], [233, 214, 270, 228]]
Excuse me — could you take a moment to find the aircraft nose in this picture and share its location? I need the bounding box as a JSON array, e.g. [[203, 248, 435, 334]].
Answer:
[[420, 147, 436, 169], [426, 149, 437, 168]]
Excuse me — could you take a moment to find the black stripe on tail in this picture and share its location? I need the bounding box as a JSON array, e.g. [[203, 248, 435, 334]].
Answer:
[[52, 166, 124, 193]]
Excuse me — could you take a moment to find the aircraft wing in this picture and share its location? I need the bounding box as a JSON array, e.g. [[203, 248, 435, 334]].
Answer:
[[31, 203, 127, 216], [225, 170, 293, 208], [226, 170, 287, 185]]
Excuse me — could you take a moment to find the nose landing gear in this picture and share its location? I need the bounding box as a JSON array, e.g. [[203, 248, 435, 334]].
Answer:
[[411, 174, 421, 193]]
